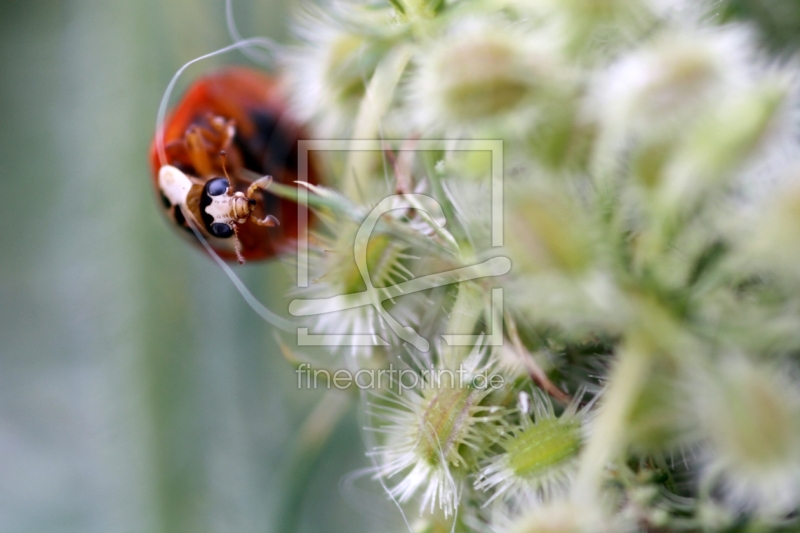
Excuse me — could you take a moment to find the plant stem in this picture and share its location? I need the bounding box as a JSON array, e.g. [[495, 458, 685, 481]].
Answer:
[[573, 333, 652, 503], [343, 45, 413, 202]]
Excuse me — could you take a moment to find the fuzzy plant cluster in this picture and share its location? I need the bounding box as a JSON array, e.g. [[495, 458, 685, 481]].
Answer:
[[277, 0, 800, 531]]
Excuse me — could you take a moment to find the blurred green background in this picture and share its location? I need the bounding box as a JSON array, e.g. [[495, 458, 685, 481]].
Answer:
[[0, 1, 395, 532], [1, 0, 798, 532]]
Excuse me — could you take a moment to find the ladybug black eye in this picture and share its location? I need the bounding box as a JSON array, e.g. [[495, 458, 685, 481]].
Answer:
[[206, 177, 229, 197], [209, 223, 234, 238]]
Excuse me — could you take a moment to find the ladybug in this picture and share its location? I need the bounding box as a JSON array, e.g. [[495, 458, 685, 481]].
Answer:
[[150, 67, 315, 263]]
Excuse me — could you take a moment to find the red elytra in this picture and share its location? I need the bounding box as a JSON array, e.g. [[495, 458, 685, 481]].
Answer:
[[149, 67, 316, 262]]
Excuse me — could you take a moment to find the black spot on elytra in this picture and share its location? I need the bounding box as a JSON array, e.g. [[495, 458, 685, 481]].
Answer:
[[174, 162, 192, 175], [234, 130, 263, 173], [173, 205, 194, 236], [230, 109, 300, 221], [173, 205, 194, 235], [173, 205, 185, 226], [233, 110, 299, 177]]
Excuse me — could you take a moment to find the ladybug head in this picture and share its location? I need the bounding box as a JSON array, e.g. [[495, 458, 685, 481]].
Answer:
[[199, 177, 236, 238], [158, 164, 280, 264]]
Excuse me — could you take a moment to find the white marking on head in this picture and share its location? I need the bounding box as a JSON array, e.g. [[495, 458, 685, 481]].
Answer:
[[159, 165, 193, 206], [204, 193, 235, 225]]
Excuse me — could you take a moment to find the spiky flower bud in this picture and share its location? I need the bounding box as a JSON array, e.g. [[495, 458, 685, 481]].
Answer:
[[745, 175, 800, 283], [290, 214, 420, 357], [692, 356, 800, 514], [285, 9, 392, 136], [520, 0, 661, 59], [658, 78, 790, 204], [409, 19, 570, 129], [476, 390, 590, 504], [593, 28, 751, 143], [372, 346, 507, 516]]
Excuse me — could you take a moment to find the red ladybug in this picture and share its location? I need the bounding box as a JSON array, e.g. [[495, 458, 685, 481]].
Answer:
[[149, 67, 315, 263]]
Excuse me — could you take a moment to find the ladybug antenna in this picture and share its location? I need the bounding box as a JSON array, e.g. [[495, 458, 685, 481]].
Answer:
[[177, 204, 297, 331], [219, 150, 232, 182], [232, 224, 245, 265], [246, 176, 281, 228]]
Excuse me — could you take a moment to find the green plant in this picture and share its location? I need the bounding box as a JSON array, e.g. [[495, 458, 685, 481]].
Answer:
[[279, 0, 800, 530]]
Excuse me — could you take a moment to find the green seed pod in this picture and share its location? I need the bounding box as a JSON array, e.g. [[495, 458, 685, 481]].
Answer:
[[476, 390, 590, 504]]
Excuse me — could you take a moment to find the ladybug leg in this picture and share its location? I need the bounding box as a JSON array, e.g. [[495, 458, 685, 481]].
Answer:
[[161, 140, 193, 170], [252, 214, 280, 227], [183, 117, 238, 179], [205, 115, 248, 187], [184, 126, 215, 177], [208, 116, 236, 153], [246, 175, 273, 198], [246, 175, 281, 227]]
